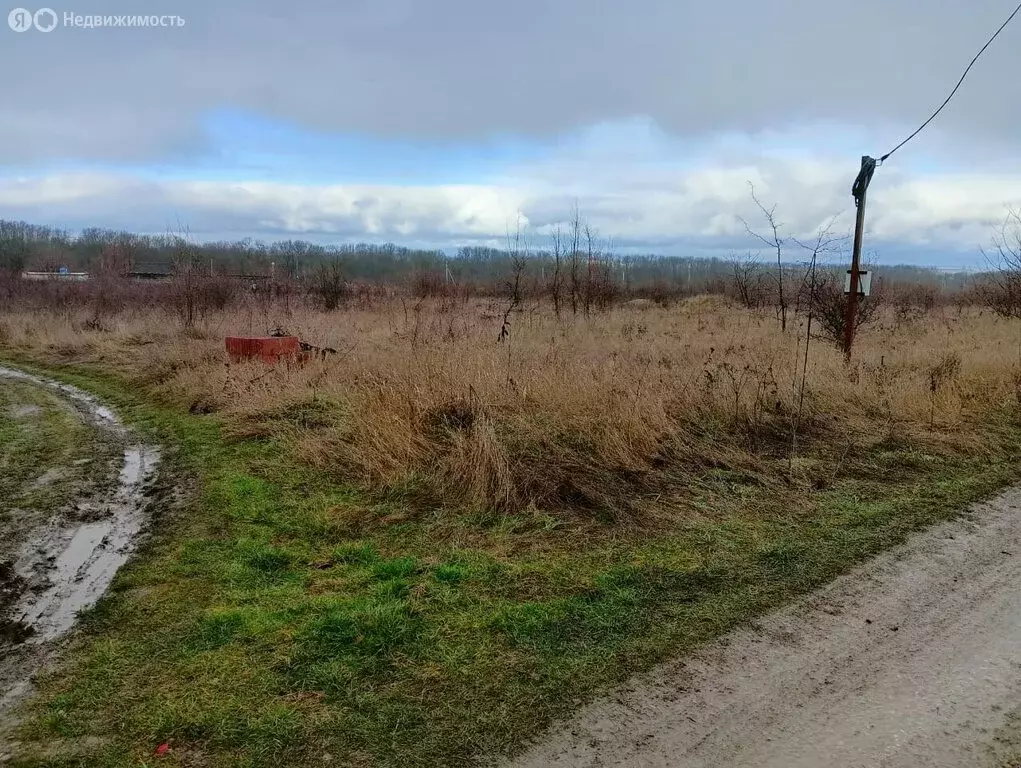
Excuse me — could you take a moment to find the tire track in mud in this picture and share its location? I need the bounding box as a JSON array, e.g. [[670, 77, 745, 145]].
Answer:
[[0, 366, 160, 721]]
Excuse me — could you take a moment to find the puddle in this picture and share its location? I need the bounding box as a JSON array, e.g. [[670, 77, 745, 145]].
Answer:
[[0, 366, 160, 709], [14, 442, 159, 641]]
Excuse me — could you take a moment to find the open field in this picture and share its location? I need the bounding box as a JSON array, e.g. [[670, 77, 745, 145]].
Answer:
[[4, 294, 1019, 517], [3, 294, 1021, 766]]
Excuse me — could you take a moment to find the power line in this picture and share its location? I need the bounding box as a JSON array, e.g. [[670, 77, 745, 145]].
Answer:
[[879, 0, 1021, 162]]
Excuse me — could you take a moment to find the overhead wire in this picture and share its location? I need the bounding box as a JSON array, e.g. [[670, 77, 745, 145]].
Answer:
[[878, 0, 1021, 163]]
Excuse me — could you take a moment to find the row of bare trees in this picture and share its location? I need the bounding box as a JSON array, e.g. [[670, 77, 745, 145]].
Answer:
[[6, 203, 1021, 337], [512, 207, 621, 319]]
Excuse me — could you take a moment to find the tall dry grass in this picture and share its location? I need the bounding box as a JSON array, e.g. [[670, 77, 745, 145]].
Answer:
[[3, 294, 1020, 519]]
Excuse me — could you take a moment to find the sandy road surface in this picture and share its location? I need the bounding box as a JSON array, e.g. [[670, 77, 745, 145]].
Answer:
[[510, 487, 1021, 768]]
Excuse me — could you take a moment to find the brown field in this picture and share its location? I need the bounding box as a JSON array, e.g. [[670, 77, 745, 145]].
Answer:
[[3, 294, 1018, 525]]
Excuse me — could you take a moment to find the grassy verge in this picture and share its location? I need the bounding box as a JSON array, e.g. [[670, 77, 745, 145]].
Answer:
[[5, 358, 1021, 768], [0, 378, 99, 523], [0, 375, 123, 572]]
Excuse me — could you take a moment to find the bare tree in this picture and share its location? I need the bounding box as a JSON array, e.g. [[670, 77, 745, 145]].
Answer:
[[170, 233, 199, 328], [791, 216, 846, 314], [978, 208, 1021, 318], [87, 242, 134, 328], [568, 204, 582, 315], [309, 261, 349, 311], [740, 184, 789, 330], [741, 214, 847, 475], [499, 254, 526, 342], [787, 218, 845, 466], [549, 224, 564, 318], [499, 222, 528, 357], [731, 253, 765, 309], [584, 222, 596, 316]]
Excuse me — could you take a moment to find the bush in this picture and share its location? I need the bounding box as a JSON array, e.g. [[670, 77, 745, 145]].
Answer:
[[307, 262, 350, 311], [808, 272, 882, 345]]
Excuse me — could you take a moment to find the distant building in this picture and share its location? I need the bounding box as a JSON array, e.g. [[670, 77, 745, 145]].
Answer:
[[21, 271, 89, 281], [128, 263, 173, 280]]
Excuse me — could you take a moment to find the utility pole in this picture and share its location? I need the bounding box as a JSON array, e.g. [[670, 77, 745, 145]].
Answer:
[[843, 156, 876, 361]]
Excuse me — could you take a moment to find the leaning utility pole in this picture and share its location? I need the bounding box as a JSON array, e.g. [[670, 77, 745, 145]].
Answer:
[[843, 156, 876, 360]]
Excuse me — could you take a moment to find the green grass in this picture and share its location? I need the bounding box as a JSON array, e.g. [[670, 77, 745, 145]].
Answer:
[[0, 382, 80, 506], [0, 378, 118, 551], [5, 359, 1021, 767]]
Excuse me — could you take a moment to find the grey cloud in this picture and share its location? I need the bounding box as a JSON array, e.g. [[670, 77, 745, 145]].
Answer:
[[2, 0, 1020, 163]]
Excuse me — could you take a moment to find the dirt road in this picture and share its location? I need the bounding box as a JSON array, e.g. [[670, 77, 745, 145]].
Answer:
[[0, 366, 159, 721], [510, 487, 1021, 768]]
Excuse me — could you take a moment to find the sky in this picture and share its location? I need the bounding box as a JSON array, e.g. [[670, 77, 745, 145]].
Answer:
[[3, 0, 1021, 268]]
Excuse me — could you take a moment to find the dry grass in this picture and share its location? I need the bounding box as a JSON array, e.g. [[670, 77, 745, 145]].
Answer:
[[4, 295, 1021, 521]]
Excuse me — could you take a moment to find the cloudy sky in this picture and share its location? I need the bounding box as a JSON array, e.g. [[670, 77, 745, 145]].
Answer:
[[3, 0, 1021, 267]]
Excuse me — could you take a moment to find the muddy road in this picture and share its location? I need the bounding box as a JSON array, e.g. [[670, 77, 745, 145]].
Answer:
[[510, 488, 1021, 768], [0, 366, 159, 720]]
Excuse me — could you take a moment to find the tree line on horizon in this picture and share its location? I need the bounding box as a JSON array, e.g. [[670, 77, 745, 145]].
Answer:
[[0, 218, 978, 295]]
